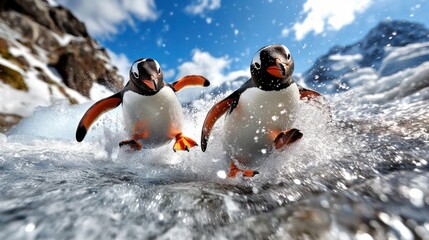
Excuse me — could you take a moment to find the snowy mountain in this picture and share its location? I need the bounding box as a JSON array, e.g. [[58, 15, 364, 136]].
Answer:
[[301, 20, 429, 93], [0, 0, 123, 131]]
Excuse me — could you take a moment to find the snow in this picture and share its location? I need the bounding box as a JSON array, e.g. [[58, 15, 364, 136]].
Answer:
[[51, 32, 84, 46], [90, 82, 115, 100], [328, 53, 362, 71], [379, 42, 429, 76], [0, 24, 91, 117], [46, 0, 59, 7], [0, 57, 24, 74], [355, 61, 429, 103]]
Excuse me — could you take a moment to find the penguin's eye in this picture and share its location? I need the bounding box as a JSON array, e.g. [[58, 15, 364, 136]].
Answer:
[[252, 50, 262, 70], [287, 53, 291, 61], [153, 60, 162, 75], [131, 58, 147, 79]]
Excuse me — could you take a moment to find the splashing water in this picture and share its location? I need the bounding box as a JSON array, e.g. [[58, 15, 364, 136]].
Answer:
[[1, 79, 428, 239]]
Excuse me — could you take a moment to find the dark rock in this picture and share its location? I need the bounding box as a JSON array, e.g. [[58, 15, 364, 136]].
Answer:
[[0, 113, 22, 133], [0, 0, 87, 37], [0, 64, 28, 91]]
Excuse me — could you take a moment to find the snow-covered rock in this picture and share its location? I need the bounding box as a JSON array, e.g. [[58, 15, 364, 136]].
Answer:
[[0, 0, 123, 131]]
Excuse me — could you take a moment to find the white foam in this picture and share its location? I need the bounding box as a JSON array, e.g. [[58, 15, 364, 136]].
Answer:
[[4, 90, 340, 184]]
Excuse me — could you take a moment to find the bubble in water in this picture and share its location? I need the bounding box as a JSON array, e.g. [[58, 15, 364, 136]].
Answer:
[[25, 223, 36, 232], [293, 179, 301, 185], [217, 170, 227, 179], [409, 188, 424, 207]]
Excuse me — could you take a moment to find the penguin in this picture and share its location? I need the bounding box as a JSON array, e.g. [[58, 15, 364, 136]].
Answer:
[[201, 44, 322, 177], [76, 58, 210, 152]]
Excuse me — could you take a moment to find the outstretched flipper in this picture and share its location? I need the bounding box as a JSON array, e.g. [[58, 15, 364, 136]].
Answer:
[[173, 133, 198, 152], [297, 84, 331, 118], [170, 75, 210, 92], [201, 93, 239, 152], [273, 128, 303, 149], [228, 162, 259, 178], [76, 92, 122, 142], [297, 85, 322, 100]]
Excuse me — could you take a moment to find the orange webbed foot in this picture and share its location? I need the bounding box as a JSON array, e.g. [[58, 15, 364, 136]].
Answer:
[[173, 133, 198, 152], [227, 162, 259, 178], [119, 139, 142, 151], [274, 128, 303, 149]]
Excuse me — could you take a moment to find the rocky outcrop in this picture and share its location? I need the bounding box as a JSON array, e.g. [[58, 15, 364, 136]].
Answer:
[[0, 0, 123, 96], [0, 0, 125, 132]]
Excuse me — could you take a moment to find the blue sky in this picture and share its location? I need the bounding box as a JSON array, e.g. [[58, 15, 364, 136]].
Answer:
[[56, 0, 429, 86]]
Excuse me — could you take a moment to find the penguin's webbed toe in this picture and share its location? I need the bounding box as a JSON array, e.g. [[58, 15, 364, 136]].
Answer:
[[173, 133, 198, 152], [227, 162, 259, 178], [119, 139, 143, 151], [274, 128, 303, 149]]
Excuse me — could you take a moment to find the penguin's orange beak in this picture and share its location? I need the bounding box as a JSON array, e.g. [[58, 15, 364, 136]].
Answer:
[[266, 58, 286, 78], [143, 79, 156, 91]]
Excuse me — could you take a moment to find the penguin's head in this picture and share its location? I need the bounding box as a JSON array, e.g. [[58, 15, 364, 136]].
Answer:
[[250, 44, 294, 90], [129, 58, 165, 94]]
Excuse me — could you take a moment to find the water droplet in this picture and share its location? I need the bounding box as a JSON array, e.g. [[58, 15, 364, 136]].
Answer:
[[261, 149, 267, 154], [25, 223, 35, 232], [355, 232, 373, 240], [271, 116, 279, 121], [293, 179, 301, 185], [217, 171, 227, 179], [409, 188, 424, 207], [320, 200, 329, 208]]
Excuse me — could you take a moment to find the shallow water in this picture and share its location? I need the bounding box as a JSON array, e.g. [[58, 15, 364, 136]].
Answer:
[[0, 80, 428, 239]]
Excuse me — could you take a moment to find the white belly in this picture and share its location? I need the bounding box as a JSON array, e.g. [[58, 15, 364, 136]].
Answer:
[[223, 83, 300, 165], [122, 87, 183, 148]]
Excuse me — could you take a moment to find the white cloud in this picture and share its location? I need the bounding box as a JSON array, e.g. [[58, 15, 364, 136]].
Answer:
[[185, 0, 221, 16], [107, 50, 132, 81], [162, 69, 176, 80], [175, 49, 249, 102], [284, 0, 372, 40], [56, 0, 159, 37]]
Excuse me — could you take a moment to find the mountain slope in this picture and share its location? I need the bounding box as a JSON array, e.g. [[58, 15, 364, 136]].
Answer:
[[0, 0, 124, 131], [301, 20, 429, 93]]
